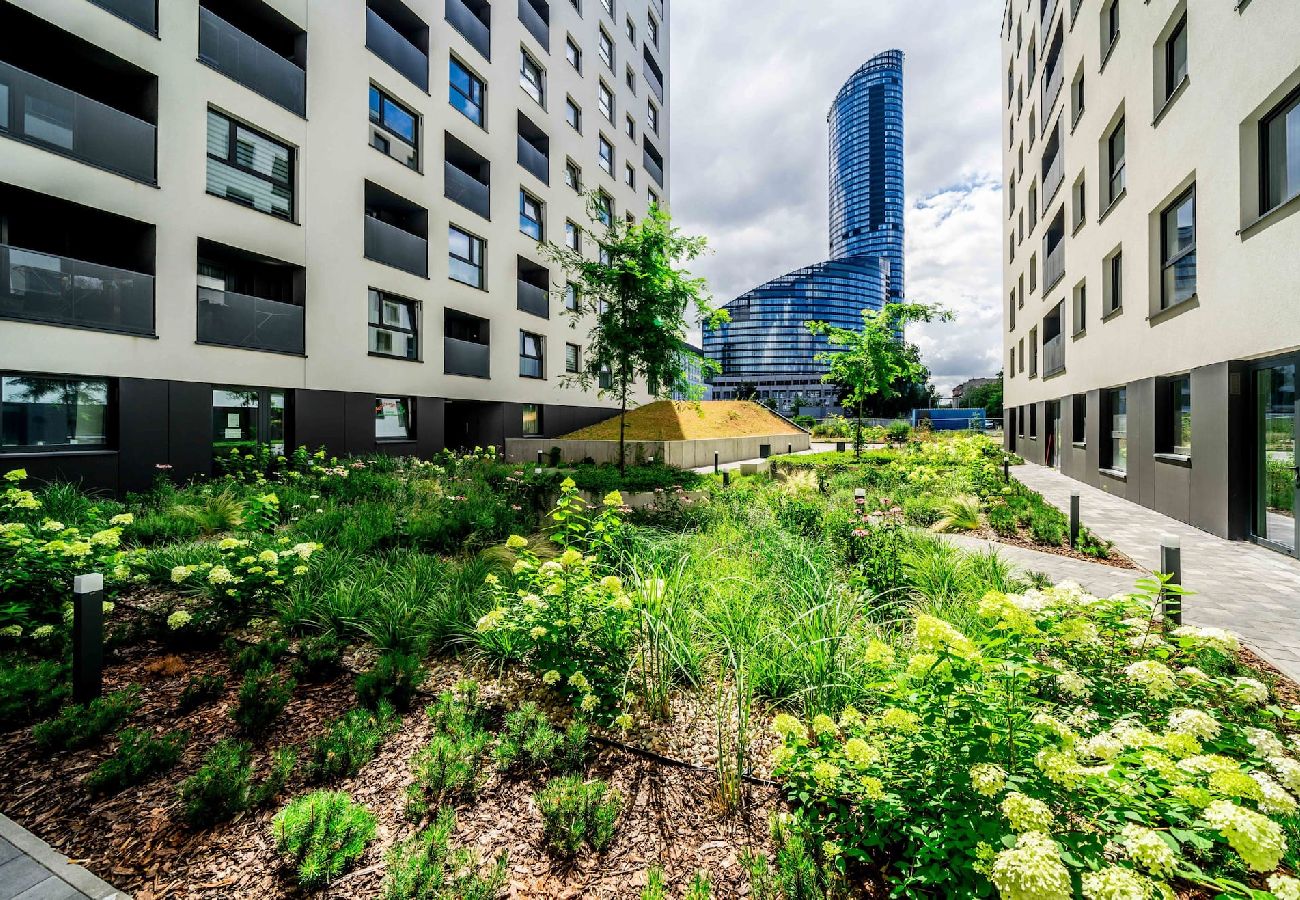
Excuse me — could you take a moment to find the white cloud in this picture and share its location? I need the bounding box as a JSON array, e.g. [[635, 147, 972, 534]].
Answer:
[[670, 0, 1005, 394]]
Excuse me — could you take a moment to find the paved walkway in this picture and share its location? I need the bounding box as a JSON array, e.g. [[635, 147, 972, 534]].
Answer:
[[0, 816, 128, 900], [942, 533, 1142, 598], [1012, 462, 1300, 683]]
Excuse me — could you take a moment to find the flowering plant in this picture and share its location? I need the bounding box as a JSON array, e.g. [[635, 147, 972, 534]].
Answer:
[[167, 536, 321, 612]]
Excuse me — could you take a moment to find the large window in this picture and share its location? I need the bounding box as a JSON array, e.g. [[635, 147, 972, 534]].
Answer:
[[1103, 0, 1120, 52], [565, 36, 582, 72], [564, 282, 580, 310], [522, 403, 541, 435], [368, 289, 417, 360], [598, 81, 615, 121], [598, 136, 614, 175], [565, 159, 582, 191], [520, 331, 544, 378], [520, 190, 544, 241], [369, 85, 419, 170], [1160, 185, 1196, 308], [449, 57, 485, 127], [565, 342, 580, 373], [205, 109, 293, 220], [449, 225, 485, 288], [565, 220, 580, 251], [212, 387, 285, 457], [1104, 386, 1127, 473], [647, 101, 659, 135], [1164, 15, 1187, 99], [1159, 375, 1192, 457], [1106, 117, 1126, 205], [520, 50, 545, 105], [1071, 393, 1086, 445], [375, 397, 414, 441], [1262, 87, 1300, 212], [594, 191, 612, 226], [1, 375, 109, 450], [597, 28, 614, 68]]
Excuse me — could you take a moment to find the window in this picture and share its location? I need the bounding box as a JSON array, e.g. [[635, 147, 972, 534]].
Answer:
[[1017, 404, 1025, 436], [625, 114, 636, 139], [565, 342, 581, 373], [1106, 117, 1125, 205], [368, 86, 419, 170], [520, 190, 544, 241], [594, 191, 612, 226], [564, 282, 579, 310], [368, 289, 418, 359], [1103, 387, 1127, 473], [564, 159, 582, 191], [1071, 69, 1084, 125], [520, 331, 544, 378], [1018, 338, 1025, 374], [522, 403, 542, 435], [375, 397, 414, 441], [1262, 87, 1300, 212], [1028, 38, 1037, 84], [212, 387, 285, 457], [1029, 253, 1038, 293], [647, 101, 660, 134], [1072, 280, 1086, 335], [1072, 174, 1086, 230], [625, 162, 636, 187], [1, 375, 109, 450], [1103, 0, 1120, 53], [648, 188, 659, 209], [565, 96, 582, 132], [1164, 15, 1187, 99], [1009, 348, 1016, 378], [625, 15, 635, 42], [449, 58, 485, 127], [1072, 394, 1086, 444], [1029, 326, 1039, 377], [648, 13, 659, 47], [1009, 290, 1016, 331], [1157, 375, 1192, 457], [565, 220, 580, 251], [598, 81, 615, 120], [206, 109, 293, 220], [1104, 249, 1122, 314], [520, 50, 545, 105], [1029, 403, 1038, 437], [1160, 185, 1196, 309], [625, 65, 636, 93], [566, 36, 582, 72], [1028, 183, 1038, 231], [601, 0, 612, 15], [598, 28, 614, 68], [449, 225, 485, 288], [598, 135, 614, 174]]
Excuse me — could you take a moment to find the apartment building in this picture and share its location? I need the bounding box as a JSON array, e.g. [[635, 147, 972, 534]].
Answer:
[[1001, 0, 1300, 556], [0, 0, 670, 492]]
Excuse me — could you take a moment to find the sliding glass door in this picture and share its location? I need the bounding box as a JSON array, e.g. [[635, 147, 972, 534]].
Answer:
[[1252, 360, 1298, 557]]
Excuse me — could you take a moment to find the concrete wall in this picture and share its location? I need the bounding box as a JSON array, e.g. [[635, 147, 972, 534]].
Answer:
[[506, 432, 811, 467]]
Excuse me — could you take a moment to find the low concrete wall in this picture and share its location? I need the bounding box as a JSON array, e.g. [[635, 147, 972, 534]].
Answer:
[[505, 432, 810, 467]]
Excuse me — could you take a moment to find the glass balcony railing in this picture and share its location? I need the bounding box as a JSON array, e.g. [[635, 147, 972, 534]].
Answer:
[[364, 215, 428, 277], [1043, 150, 1064, 210], [643, 59, 665, 104], [199, 7, 306, 116], [643, 148, 664, 188], [366, 8, 428, 91], [88, 0, 157, 33], [1044, 240, 1065, 292], [0, 60, 156, 183], [0, 244, 154, 335], [1043, 334, 1065, 377], [518, 0, 549, 50], [446, 0, 491, 60], [196, 286, 304, 354], [1043, 60, 1064, 118], [444, 336, 490, 378], [517, 134, 549, 184], [517, 280, 548, 318], [444, 162, 491, 219]]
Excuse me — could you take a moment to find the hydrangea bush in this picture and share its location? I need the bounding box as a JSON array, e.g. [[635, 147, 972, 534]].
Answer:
[[771, 579, 1300, 899]]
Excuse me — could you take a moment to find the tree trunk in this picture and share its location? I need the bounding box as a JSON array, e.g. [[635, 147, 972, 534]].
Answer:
[[618, 381, 629, 476], [855, 399, 864, 459]]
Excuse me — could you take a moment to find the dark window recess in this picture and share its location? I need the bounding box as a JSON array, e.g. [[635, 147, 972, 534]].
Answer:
[[1261, 86, 1300, 213], [444, 308, 490, 378], [0, 182, 156, 335], [368, 288, 418, 359], [518, 256, 549, 318], [1, 374, 111, 451], [1029, 403, 1038, 438], [364, 180, 429, 277], [0, 3, 157, 183], [642, 137, 665, 188], [88, 0, 157, 35], [366, 0, 429, 91], [206, 108, 294, 219], [1156, 374, 1192, 456], [642, 44, 664, 103], [522, 403, 541, 435], [1043, 302, 1065, 377], [444, 133, 490, 219], [196, 239, 304, 355], [375, 396, 414, 440], [1101, 386, 1127, 473], [446, 0, 491, 61], [198, 0, 307, 116], [370, 85, 419, 169], [1071, 393, 1086, 443], [517, 112, 550, 184], [1164, 15, 1187, 99]]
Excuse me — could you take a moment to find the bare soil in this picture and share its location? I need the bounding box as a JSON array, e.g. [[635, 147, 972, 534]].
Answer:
[[561, 402, 801, 442]]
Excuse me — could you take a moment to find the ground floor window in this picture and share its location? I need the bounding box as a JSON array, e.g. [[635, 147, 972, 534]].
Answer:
[[1158, 375, 1192, 456], [375, 397, 414, 441], [1071, 393, 1086, 445], [1103, 386, 1127, 473], [1029, 404, 1038, 438], [1, 374, 110, 450], [213, 387, 285, 457], [522, 403, 541, 436]]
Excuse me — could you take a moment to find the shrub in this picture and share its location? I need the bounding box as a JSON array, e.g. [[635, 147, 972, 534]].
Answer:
[[250, 746, 297, 809], [1028, 504, 1068, 546], [886, 420, 912, 444], [292, 631, 344, 682], [986, 502, 1019, 538], [306, 704, 395, 783], [231, 664, 294, 738], [382, 807, 508, 900], [179, 739, 294, 828], [0, 658, 69, 730], [176, 674, 226, 715], [742, 813, 841, 900], [86, 728, 187, 795], [493, 702, 588, 775], [535, 775, 621, 857], [174, 487, 247, 535], [640, 866, 667, 900], [902, 494, 943, 528], [355, 651, 427, 712], [1076, 526, 1113, 560], [272, 790, 376, 890], [406, 688, 491, 815], [32, 688, 141, 751], [792, 414, 817, 430], [931, 494, 982, 533], [126, 511, 201, 545], [228, 635, 289, 676]]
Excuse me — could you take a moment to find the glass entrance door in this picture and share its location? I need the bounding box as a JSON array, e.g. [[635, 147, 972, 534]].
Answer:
[[1045, 400, 1061, 467], [1253, 361, 1298, 556]]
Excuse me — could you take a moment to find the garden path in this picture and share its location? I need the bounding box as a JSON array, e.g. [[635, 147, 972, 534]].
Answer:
[[0, 815, 128, 900], [1012, 462, 1300, 684], [940, 533, 1141, 599]]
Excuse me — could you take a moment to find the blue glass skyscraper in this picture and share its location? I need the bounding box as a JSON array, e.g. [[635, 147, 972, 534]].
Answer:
[[704, 50, 905, 410]]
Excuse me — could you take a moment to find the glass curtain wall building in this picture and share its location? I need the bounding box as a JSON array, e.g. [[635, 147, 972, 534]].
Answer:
[[705, 50, 904, 411]]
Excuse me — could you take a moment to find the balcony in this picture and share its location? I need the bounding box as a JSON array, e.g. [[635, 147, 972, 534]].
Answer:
[[643, 57, 665, 104], [1043, 151, 1064, 213], [446, 0, 491, 61], [444, 160, 490, 219], [517, 132, 549, 185], [1043, 334, 1065, 378], [0, 61, 156, 183], [88, 0, 157, 33], [1040, 0, 1058, 33], [198, 6, 306, 116], [643, 145, 665, 188], [445, 336, 490, 378], [366, 7, 428, 91], [197, 286, 304, 355], [518, 0, 549, 51], [365, 215, 428, 277], [1043, 60, 1063, 118], [0, 244, 153, 335], [1043, 240, 1065, 293]]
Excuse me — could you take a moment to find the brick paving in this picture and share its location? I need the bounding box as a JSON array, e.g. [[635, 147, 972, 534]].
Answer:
[[0, 816, 128, 900]]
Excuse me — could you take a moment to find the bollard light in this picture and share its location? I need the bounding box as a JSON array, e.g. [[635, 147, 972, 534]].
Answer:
[[1159, 535, 1183, 625], [1004, 458, 1010, 482], [722, 470, 731, 487], [1069, 492, 1080, 549], [73, 573, 105, 704], [714, 451, 720, 474], [537, 450, 544, 465]]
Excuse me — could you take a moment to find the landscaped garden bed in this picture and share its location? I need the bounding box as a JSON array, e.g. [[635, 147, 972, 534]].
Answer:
[[3, 437, 1299, 899]]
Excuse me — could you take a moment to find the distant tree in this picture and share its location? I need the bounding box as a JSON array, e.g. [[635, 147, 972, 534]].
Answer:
[[546, 197, 726, 472], [962, 376, 1005, 418], [736, 383, 759, 402], [806, 302, 952, 457]]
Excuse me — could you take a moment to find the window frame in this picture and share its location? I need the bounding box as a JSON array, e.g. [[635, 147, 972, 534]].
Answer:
[[1071, 393, 1087, 445], [565, 96, 582, 132], [1160, 185, 1197, 309], [564, 219, 581, 252], [1157, 374, 1192, 457], [1107, 117, 1126, 205], [565, 35, 582, 73], [564, 159, 582, 192], [368, 84, 420, 171], [520, 189, 544, 241], [1164, 15, 1187, 100], [598, 134, 615, 174], [448, 224, 486, 289], [449, 56, 486, 128], [0, 373, 113, 452], [1103, 386, 1128, 473], [520, 330, 545, 379], [565, 342, 581, 373], [597, 28, 614, 69], [368, 288, 419, 361], [598, 80, 615, 121], [374, 396, 415, 442], [205, 108, 295, 221], [1260, 85, 1300, 214], [522, 403, 542, 435], [520, 48, 546, 106]]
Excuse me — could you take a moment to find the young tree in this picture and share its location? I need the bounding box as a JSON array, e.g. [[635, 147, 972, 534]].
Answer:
[[962, 376, 1005, 418], [806, 302, 952, 457], [547, 197, 726, 472]]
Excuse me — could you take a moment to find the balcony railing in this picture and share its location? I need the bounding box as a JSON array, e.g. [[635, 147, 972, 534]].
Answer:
[[196, 286, 303, 354], [445, 336, 490, 378], [642, 147, 664, 188], [517, 134, 549, 184], [643, 59, 665, 104], [366, 8, 428, 91], [1043, 334, 1065, 377], [1043, 150, 1064, 212], [1040, 0, 1058, 33], [0, 244, 154, 335], [517, 279, 549, 318], [0, 61, 156, 183], [88, 0, 156, 33], [364, 215, 428, 277], [446, 0, 491, 60], [444, 162, 490, 219], [1042, 59, 1064, 118], [1044, 240, 1065, 292], [199, 7, 306, 116], [518, 0, 549, 50]]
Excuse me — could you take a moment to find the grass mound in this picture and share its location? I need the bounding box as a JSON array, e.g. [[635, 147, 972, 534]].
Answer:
[[560, 401, 801, 441]]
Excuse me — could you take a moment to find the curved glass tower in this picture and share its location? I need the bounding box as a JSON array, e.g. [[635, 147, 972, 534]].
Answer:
[[704, 50, 905, 410]]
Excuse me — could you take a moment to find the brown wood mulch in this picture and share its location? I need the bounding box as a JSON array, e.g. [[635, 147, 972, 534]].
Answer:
[[0, 638, 782, 899], [969, 525, 1142, 570]]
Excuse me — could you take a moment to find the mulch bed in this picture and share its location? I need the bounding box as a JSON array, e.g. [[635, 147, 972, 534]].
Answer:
[[969, 525, 1142, 570], [0, 637, 781, 899]]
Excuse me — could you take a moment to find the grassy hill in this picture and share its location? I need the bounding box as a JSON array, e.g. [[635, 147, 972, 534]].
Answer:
[[560, 401, 801, 441]]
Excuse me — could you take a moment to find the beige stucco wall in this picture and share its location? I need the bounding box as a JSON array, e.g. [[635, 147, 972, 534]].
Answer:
[[505, 431, 811, 466]]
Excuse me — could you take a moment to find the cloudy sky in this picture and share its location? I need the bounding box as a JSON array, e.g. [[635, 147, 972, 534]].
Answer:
[[670, 0, 1005, 395]]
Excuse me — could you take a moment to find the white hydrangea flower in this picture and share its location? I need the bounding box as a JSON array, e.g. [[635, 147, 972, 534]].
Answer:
[[1269, 874, 1300, 900], [1202, 799, 1287, 872], [1230, 677, 1269, 705], [1168, 709, 1220, 741], [1000, 792, 1054, 833], [1251, 772, 1297, 815], [1119, 824, 1177, 878], [990, 832, 1072, 900], [1081, 866, 1151, 900], [1245, 727, 1288, 757]]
